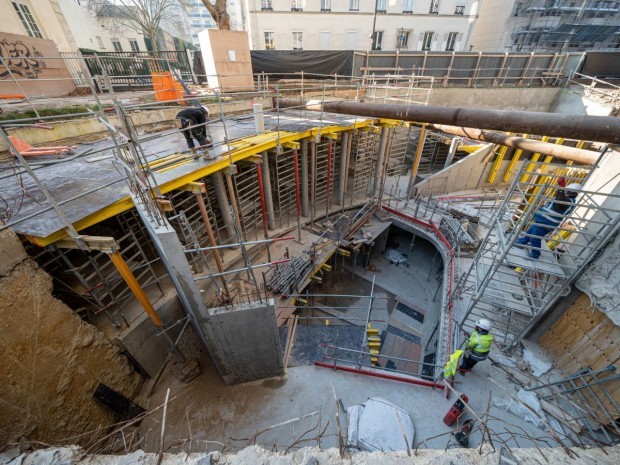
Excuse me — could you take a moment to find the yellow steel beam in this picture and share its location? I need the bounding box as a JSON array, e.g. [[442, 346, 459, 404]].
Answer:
[[179, 182, 207, 193], [28, 120, 376, 247], [108, 251, 163, 327], [502, 134, 528, 183], [487, 142, 510, 184], [282, 141, 300, 150]]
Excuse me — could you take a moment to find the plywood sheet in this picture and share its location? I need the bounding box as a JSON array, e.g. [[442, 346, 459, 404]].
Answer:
[[540, 293, 620, 425]]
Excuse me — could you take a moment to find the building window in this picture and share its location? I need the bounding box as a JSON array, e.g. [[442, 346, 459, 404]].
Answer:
[[12, 2, 42, 38], [514, 2, 522, 16], [129, 39, 140, 52], [264, 31, 275, 49], [422, 31, 434, 50], [455, 5, 465, 15], [372, 31, 383, 50], [111, 40, 123, 52], [292, 31, 303, 50], [429, 0, 439, 14], [403, 0, 414, 13], [96, 36, 105, 49], [397, 30, 411, 49], [321, 0, 331, 12], [445, 32, 459, 51], [349, 0, 359, 11], [261, 0, 272, 10], [377, 0, 387, 12], [291, 0, 303, 11]]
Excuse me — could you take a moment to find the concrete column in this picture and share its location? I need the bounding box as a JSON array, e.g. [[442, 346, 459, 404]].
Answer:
[[337, 131, 349, 206], [301, 139, 310, 217], [444, 136, 461, 169], [253, 103, 265, 134], [210, 171, 236, 241], [261, 151, 276, 229], [373, 125, 390, 197]]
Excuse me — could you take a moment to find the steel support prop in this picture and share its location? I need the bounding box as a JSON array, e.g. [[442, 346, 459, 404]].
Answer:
[[374, 126, 390, 198], [274, 98, 620, 144], [300, 139, 310, 217], [194, 192, 231, 299], [108, 251, 163, 327], [261, 151, 276, 229], [337, 132, 349, 206], [431, 125, 599, 165]]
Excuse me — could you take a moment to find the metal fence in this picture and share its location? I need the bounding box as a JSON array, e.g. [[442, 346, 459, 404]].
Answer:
[[79, 50, 197, 90], [352, 51, 586, 87]]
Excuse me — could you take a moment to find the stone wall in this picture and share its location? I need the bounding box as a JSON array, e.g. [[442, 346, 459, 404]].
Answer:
[[0, 228, 141, 446]]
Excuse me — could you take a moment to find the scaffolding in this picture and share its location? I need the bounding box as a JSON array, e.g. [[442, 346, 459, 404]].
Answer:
[[457, 160, 620, 346]]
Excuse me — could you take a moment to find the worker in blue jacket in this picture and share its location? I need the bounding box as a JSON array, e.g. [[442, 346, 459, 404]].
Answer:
[[515, 177, 581, 259]]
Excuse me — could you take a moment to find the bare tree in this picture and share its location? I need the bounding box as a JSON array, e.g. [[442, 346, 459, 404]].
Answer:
[[200, 0, 230, 30], [91, 0, 187, 53]]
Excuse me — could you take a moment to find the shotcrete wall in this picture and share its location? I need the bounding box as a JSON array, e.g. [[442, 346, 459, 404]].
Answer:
[[0, 228, 141, 446]]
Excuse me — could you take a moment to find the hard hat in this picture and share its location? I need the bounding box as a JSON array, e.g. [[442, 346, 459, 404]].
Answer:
[[200, 105, 209, 116], [566, 183, 582, 191], [476, 318, 491, 331]]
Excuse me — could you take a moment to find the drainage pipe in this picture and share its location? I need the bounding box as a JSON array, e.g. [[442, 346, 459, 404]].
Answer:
[[431, 125, 600, 165], [314, 361, 444, 389], [274, 98, 620, 145]]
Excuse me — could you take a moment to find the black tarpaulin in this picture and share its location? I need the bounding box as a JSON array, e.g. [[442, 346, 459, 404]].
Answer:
[[251, 50, 354, 77]]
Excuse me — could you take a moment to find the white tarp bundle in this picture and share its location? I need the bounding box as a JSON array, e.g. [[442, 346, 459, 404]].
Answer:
[[346, 397, 415, 452]]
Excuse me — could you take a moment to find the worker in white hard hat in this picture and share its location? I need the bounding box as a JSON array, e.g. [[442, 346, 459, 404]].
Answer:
[[459, 318, 493, 372], [175, 106, 212, 157], [515, 177, 582, 259]]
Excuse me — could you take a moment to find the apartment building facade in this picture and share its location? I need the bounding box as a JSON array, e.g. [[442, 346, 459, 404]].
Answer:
[[248, 0, 478, 52], [471, 0, 620, 52]]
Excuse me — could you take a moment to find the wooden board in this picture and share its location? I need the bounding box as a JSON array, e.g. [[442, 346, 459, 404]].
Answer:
[[539, 293, 620, 426]]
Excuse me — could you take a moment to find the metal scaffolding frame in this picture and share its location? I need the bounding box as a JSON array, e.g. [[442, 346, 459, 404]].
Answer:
[[233, 162, 262, 239], [271, 147, 298, 229], [457, 160, 620, 346], [350, 129, 380, 200], [386, 125, 411, 177]]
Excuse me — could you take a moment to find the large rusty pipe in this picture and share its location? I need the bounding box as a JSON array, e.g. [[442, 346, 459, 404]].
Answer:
[[274, 98, 620, 145], [431, 125, 600, 165]]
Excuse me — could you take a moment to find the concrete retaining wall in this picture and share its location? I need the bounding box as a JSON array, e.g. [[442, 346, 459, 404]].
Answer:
[[197, 299, 284, 385], [427, 86, 562, 111]]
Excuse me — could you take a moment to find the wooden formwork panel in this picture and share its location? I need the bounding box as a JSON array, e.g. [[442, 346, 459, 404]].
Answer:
[[539, 293, 620, 425]]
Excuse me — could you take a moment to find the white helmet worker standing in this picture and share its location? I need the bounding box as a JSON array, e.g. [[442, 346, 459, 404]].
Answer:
[[459, 319, 494, 373]]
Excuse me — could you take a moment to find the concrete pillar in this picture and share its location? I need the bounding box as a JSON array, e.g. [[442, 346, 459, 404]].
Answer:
[[373, 125, 390, 197], [337, 132, 349, 206], [210, 171, 236, 241], [444, 136, 461, 169], [261, 151, 276, 229], [253, 103, 265, 134], [301, 139, 310, 217]]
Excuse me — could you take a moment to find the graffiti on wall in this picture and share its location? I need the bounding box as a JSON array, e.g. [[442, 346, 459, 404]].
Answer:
[[0, 39, 47, 79]]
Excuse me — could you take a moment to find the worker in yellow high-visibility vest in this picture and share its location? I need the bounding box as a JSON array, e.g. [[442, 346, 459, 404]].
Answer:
[[459, 319, 493, 372]]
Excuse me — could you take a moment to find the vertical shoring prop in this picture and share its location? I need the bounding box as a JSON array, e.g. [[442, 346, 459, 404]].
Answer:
[[255, 162, 272, 261], [326, 139, 332, 219], [293, 149, 303, 241]]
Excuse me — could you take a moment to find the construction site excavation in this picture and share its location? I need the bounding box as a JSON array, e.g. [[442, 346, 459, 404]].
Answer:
[[2, 49, 620, 465]]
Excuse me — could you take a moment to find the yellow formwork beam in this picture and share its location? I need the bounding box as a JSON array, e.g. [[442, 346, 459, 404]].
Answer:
[[503, 134, 528, 183], [29, 119, 376, 247], [519, 136, 550, 184], [488, 142, 511, 184]]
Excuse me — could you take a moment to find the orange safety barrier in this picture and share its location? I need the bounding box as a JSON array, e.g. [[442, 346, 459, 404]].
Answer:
[[151, 71, 185, 103], [8, 136, 76, 157], [0, 94, 25, 99]]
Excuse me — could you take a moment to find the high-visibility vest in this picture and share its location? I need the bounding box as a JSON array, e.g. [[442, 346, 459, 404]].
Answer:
[[466, 331, 493, 355], [443, 350, 464, 379]]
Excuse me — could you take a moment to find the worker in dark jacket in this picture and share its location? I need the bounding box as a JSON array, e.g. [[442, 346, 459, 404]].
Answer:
[[175, 106, 211, 155], [459, 319, 493, 372], [515, 177, 581, 259]]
